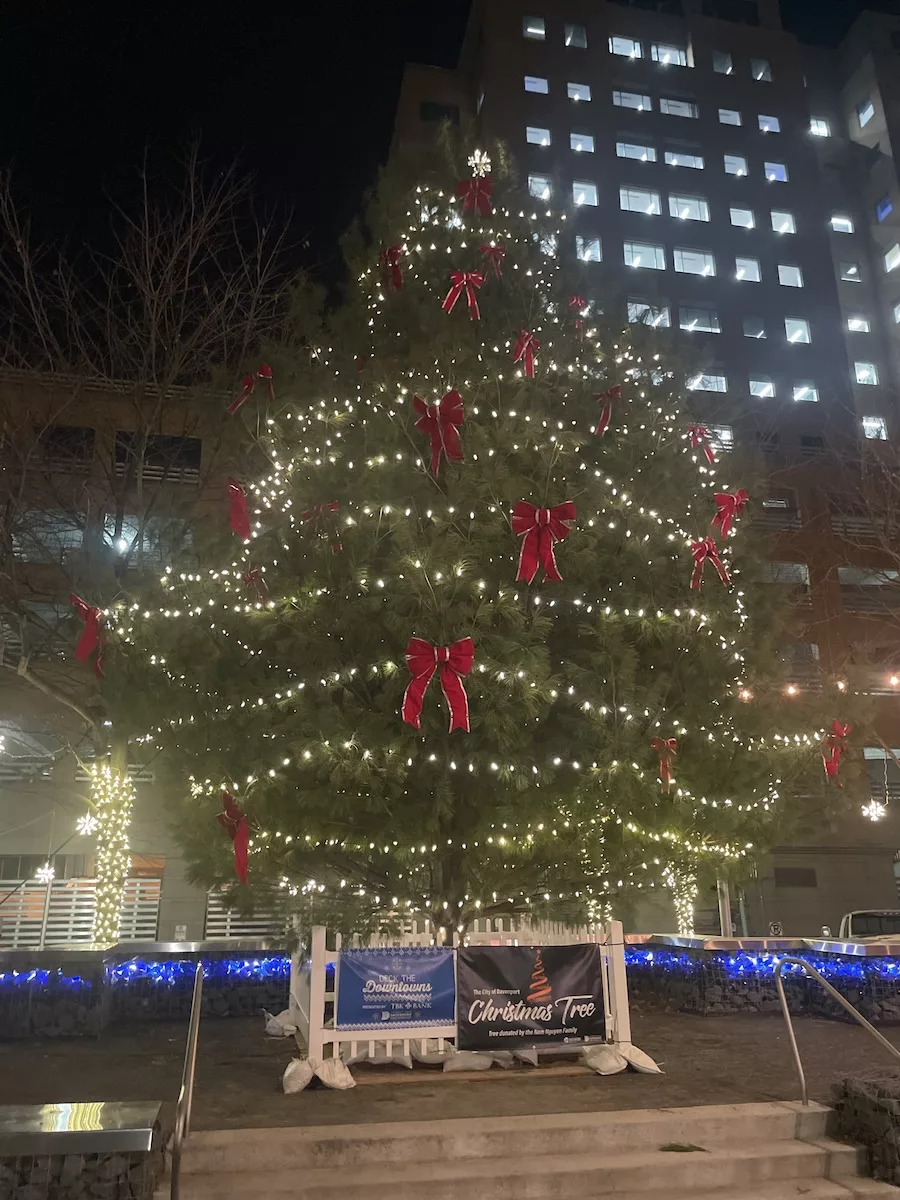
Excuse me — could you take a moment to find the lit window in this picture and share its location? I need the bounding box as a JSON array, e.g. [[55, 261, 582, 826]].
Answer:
[[847, 315, 870, 333], [707, 424, 734, 451], [743, 316, 766, 338], [769, 562, 809, 584], [674, 247, 716, 276], [660, 97, 698, 118], [719, 108, 741, 126], [858, 98, 875, 128], [765, 161, 789, 182], [831, 214, 854, 234], [688, 373, 727, 392], [713, 50, 733, 74], [565, 22, 587, 48], [785, 317, 811, 343], [778, 264, 804, 287], [665, 150, 704, 169], [877, 195, 893, 222], [894, 302, 900, 323], [752, 58, 773, 81], [624, 241, 666, 270], [750, 377, 775, 397], [652, 43, 688, 66], [628, 298, 671, 327], [840, 261, 861, 282], [523, 16, 545, 39], [573, 180, 598, 206], [614, 90, 651, 111], [528, 173, 552, 200], [724, 154, 748, 176], [571, 132, 595, 152], [576, 236, 602, 262], [731, 206, 754, 228], [610, 35, 643, 58], [863, 415, 888, 440], [793, 381, 819, 402], [735, 256, 761, 282], [527, 126, 551, 146], [855, 361, 879, 385], [771, 209, 796, 234], [669, 194, 709, 221], [679, 305, 721, 333], [617, 141, 657, 162], [568, 81, 592, 102], [810, 117, 830, 137], [538, 232, 558, 257], [525, 75, 549, 94], [620, 186, 662, 214], [885, 244, 900, 272], [759, 114, 781, 132]]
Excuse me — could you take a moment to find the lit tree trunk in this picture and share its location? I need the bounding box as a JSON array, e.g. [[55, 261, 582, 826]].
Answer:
[[90, 738, 135, 944], [665, 867, 698, 937]]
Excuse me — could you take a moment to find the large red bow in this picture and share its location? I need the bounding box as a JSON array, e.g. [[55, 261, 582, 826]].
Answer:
[[595, 385, 622, 436], [512, 501, 576, 583], [241, 568, 268, 601], [228, 478, 252, 541], [823, 721, 851, 782], [690, 537, 730, 589], [228, 363, 274, 415], [379, 244, 404, 290], [456, 176, 493, 216], [513, 330, 540, 377], [480, 243, 505, 278], [302, 501, 342, 553], [217, 790, 249, 885], [70, 594, 104, 677], [689, 425, 716, 465], [712, 490, 750, 538], [651, 737, 678, 791], [402, 636, 475, 733], [442, 271, 484, 320], [413, 391, 464, 475]]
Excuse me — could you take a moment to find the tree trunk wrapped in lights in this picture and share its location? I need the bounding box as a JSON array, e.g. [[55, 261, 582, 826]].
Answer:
[[114, 141, 852, 937], [89, 761, 136, 944]]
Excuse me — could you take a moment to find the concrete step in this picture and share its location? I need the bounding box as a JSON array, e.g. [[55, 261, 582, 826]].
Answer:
[[170, 1137, 863, 1199], [180, 1102, 830, 1173], [684, 1183, 897, 1199]]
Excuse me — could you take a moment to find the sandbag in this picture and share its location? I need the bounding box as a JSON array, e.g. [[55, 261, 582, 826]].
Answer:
[[581, 1044, 628, 1075], [282, 1057, 317, 1093], [342, 1042, 413, 1069], [264, 1008, 298, 1038], [620, 1043, 663, 1074], [315, 1058, 356, 1089]]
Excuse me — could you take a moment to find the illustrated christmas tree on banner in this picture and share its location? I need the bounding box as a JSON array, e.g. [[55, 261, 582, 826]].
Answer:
[[115, 145, 844, 938]]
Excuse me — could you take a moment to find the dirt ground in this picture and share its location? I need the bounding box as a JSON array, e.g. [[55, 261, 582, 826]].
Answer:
[[3, 1011, 900, 1131]]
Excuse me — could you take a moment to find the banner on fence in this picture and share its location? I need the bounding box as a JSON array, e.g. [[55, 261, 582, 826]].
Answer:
[[456, 944, 605, 1050], [335, 946, 456, 1031]]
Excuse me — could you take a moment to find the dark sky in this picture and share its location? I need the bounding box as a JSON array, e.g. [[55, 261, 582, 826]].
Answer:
[[0, 1, 889, 277]]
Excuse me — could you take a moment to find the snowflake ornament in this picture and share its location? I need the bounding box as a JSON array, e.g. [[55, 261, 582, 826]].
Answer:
[[468, 150, 491, 177]]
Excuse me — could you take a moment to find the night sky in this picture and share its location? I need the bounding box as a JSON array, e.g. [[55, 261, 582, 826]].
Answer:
[[0, 1, 891, 277]]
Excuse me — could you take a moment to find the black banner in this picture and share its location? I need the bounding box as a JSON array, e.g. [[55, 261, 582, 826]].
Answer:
[[456, 944, 606, 1050]]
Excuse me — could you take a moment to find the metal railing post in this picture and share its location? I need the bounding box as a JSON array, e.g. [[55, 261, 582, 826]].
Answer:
[[170, 962, 204, 1200]]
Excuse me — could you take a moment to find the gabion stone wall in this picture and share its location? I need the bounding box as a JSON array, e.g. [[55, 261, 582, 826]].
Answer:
[[0, 1142, 165, 1200], [832, 1072, 900, 1185]]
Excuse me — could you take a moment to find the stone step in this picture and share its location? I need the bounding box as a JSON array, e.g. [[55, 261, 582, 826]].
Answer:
[[169, 1137, 862, 1199], [682, 1182, 896, 1200], [181, 1102, 829, 1173]]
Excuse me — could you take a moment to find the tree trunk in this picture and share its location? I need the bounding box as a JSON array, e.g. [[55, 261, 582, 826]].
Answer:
[[90, 735, 135, 944]]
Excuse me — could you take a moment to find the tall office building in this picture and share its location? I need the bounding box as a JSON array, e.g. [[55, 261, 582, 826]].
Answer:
[[393, 0, 900, 932]]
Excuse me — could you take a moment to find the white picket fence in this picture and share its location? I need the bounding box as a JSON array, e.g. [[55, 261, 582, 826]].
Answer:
[[0, 877, 161, 948], [293, 920, 632, 1065]]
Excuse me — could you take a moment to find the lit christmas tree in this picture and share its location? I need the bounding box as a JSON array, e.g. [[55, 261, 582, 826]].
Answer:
[[115, 145, 843, 939]]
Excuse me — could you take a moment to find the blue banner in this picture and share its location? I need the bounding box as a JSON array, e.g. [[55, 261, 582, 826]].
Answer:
[[336, 947, 456, 1031]]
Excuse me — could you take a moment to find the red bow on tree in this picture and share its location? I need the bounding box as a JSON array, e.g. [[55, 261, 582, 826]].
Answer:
[[712, 490, 750, 538], [241, 568, 268, 601], [70, 594, 104, 677], [402, 636, 475, 733], [823, 721, 851, 782], [651, 737, 678, 791], [413, 391, 464, 475], [442, 271, 484, 320], [379, 244, 404, 290], [595, 385, 622, 436], [689, 425, 716, 465], [480, 243, 505, 278], [227, 363, 274, 415], [228, 478, 252, 541], [512, 501, 577, 583], [690, 537, 730, 590], [512, 330, 540, 377], [456, 176, 493, 216], [569, 295, 587, 337], [302, 501, 342, 553], [217, 790, 249, 885]]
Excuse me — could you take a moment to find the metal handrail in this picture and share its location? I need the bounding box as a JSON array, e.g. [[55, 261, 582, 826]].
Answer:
[[170, 963, 204, 1200], [774, 955, 900, 1106]]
